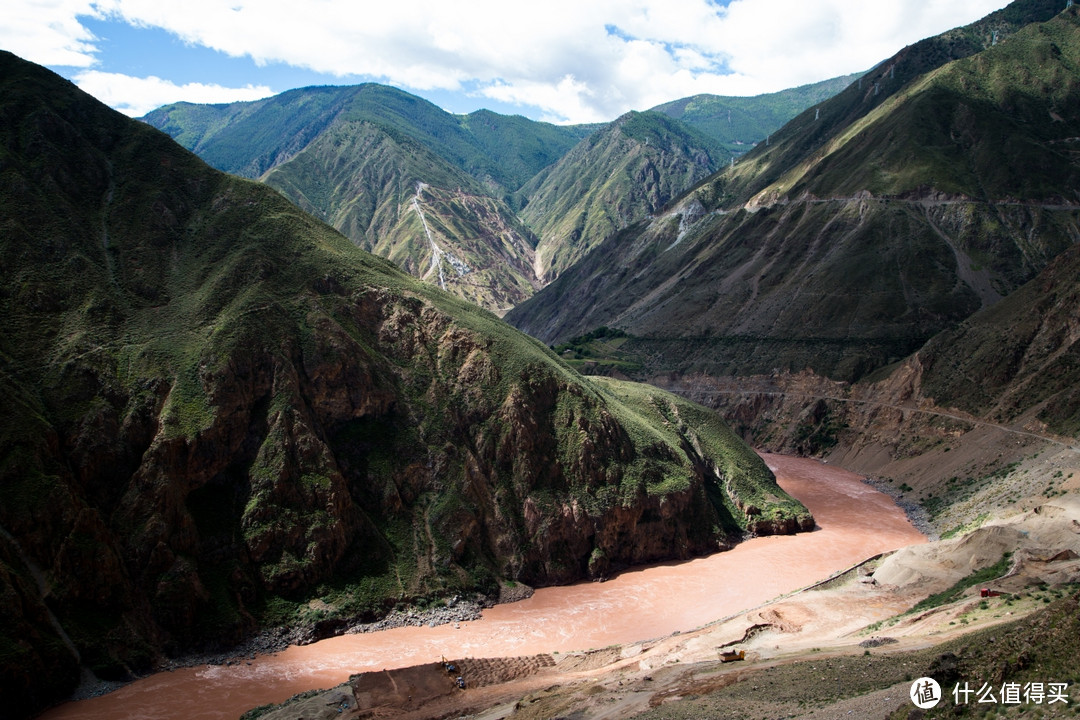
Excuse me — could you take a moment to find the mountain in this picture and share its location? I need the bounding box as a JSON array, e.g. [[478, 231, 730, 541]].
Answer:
[[142, 84, 591, 193], [256, 116, 542, 312], [915, 241, 1080, 437], [142, 86, 592, 313], [142, 78, 857, 307], [518, 111, 730, 282], [651, 72, 864, 155], [0, 52, 810, 719], [507, 0, 1080, 382], [456, 108, 599, 194]]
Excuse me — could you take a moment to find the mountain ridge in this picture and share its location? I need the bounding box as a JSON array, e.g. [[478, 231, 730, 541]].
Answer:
[[650, 72, 864, 155], [143, 83, 592, 196], [143, 75, 860, 308], [518, 110, 729, 282], [143, 85, 591, 311], [258, 117, 542, 312], [507, 0, 1080, 382]]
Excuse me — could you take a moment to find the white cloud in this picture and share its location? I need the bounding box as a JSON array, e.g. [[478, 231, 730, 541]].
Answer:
[[73, 70, 273, 116], [1, 0, 99, 67], [6, 0, 1014, 123], [484, 75, 600, 125]]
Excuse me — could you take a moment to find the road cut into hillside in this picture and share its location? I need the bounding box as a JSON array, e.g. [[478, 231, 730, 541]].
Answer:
[[39, 454, 924, 720]]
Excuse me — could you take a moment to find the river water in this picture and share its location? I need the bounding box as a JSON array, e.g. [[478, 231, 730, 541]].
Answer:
[[38, 454, 924, 720]]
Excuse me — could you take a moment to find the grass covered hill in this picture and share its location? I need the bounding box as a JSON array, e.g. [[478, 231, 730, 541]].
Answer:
[[142, 86, 593, 313], [507, 0, 1080, 382], [143, 85, 583, 313], [518, 111, 730, 282], [717, 0, 1080, 205], [0, 52, 809, 719], [257, 115, 542, 313], [142, 84, 590, 194], [651, 72, 864, 156], [143, 78, 853, 308]]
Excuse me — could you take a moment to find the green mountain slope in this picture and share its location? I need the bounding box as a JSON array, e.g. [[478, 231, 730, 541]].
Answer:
[[457, 108, 597, 194], [651, 73, 863, 155], [711, 0, 1073, 206], [518, 111, 730, 282], [508, 0, 1080, 381], [259, 118, 540, 312], [142, 84, 588, 193], [142, 86, 590, 312], [141, 84, 354, 179], [0, 52, 809, 719]]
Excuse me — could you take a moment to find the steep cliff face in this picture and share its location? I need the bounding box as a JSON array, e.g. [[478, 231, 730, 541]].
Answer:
[[262, 121, 541, 313], [0, 53, 808, 719]]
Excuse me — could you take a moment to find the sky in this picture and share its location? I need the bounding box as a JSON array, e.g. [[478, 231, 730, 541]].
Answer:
[[4, 0, 1015, 124]]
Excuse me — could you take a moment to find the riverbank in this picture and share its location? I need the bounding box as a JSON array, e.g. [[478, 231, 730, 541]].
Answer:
[[39, 454, 925, 720], [66, 591, 516, 703], [248, 494, 1080, 720], [861, 475, 936, 539]]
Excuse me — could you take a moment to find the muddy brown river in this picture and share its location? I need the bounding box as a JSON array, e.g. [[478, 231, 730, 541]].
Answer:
[[39, 454, 924, 720]]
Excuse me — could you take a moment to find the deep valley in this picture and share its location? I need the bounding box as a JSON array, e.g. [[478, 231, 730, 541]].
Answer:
[[3, 1, 1080, 719]]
